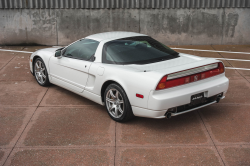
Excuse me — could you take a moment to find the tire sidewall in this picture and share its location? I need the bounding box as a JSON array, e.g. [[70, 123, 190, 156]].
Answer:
[[104, 84, 133, 122], [33, 58, 50, 86]]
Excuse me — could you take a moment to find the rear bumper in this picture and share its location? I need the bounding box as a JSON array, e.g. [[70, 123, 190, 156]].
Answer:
[[132, 95, 225, 119], [131, 106, 167, 119], [132, 74, 229, 118], [171, 96, 224, 117]]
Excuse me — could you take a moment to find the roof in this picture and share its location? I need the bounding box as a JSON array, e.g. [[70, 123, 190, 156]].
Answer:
[[85, 31, 147, 42]]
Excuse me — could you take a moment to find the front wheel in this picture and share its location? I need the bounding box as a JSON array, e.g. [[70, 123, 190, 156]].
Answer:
[[104, 84, 134, 122], [34, 58, 50, 87]]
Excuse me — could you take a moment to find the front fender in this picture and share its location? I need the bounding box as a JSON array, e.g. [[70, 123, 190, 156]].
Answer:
[[30, 48, 59, 75]]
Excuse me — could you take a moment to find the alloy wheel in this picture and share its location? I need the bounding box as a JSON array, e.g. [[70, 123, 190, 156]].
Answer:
[[106, 89, 124, 118], [34, 60, 47, 85]]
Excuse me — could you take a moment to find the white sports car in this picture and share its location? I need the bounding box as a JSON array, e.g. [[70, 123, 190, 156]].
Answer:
[[30, 32, 229, 122]]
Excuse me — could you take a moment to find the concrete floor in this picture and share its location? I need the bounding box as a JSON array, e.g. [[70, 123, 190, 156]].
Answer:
[[0, 45, 250, 166]]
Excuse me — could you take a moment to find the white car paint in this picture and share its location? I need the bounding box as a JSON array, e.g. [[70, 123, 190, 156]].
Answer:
[[49, 54, 92, 93], [30, 31, 229, 119]]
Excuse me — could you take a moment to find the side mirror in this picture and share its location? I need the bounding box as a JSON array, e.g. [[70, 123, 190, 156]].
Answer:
[[55, 50, 62, 58]]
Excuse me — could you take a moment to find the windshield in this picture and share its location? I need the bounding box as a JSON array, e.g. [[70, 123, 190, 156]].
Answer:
[[102, 36, 179, 65]]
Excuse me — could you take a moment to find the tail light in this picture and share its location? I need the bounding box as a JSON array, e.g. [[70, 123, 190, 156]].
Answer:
[[156, 62, 225, 90]]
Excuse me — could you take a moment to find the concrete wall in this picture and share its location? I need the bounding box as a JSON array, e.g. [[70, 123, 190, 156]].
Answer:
[[0, 8, 249, 46]]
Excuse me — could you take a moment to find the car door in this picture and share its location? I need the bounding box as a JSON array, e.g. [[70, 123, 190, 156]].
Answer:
[[49, 39, 100, 93]]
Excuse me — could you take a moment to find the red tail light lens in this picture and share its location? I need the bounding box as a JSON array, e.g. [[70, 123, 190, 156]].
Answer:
[[156, 62, 225, 90]]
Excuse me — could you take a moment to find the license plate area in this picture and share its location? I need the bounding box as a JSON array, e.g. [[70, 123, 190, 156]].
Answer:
[[177, 93, 219, 113], [190, 92, 205, 105]]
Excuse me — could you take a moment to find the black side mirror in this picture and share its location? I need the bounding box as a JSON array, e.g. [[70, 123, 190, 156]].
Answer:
[[55, 50, 62, 57], [89, 56, 96, 62]]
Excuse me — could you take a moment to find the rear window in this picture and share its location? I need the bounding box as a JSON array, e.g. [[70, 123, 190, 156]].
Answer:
[[102, 36, 179, 65]]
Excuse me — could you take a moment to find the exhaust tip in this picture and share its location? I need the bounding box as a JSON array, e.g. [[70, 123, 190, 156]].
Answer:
[[216, 93, 223, 103]]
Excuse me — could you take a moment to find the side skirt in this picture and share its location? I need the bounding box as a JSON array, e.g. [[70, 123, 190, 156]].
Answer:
[[50, 76, 104, 106]]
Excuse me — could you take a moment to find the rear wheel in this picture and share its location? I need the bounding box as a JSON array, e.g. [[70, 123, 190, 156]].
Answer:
[[104, 84, 134, 122], [34, 58, 50, 87]]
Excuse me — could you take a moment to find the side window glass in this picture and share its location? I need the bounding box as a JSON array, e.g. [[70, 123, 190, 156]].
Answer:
[[63, 39, 99, 61]]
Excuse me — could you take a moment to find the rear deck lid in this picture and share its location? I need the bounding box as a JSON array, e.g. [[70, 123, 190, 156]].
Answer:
[[124, 53, 206, 73]]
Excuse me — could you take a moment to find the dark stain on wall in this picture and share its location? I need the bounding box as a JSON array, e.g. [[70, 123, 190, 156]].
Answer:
[[139, 9, 242, 45], [165, 13, 191, 34], [0, 9, 246, 46], [191, 11, 222, 37], [145, 10, 224, 37], [57, 9, 139, 45], [225, 13, 239, 38]]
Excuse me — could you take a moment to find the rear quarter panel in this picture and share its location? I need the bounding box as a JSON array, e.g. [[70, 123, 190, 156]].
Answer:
[[86, 63, 163, 109]]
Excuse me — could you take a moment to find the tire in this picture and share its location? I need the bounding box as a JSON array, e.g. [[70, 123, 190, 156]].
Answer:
[[33, 58, 50, 87], [104, 83, 135, 122]]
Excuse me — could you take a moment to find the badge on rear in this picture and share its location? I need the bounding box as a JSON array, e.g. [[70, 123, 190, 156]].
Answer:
[[194, 75, 198, 81], [191, 92, 204, 101]]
